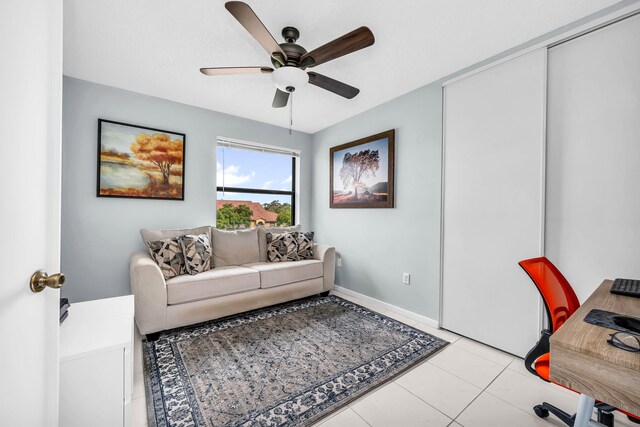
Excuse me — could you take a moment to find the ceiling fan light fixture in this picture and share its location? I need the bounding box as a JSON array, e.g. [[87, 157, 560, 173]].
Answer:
[[272, 66, 308, 93]]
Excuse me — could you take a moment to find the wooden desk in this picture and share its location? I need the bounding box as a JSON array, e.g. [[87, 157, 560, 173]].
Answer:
[[550, 280, 640, 423]]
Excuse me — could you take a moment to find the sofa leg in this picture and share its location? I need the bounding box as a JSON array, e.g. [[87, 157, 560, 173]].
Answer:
[[319, 291, 330, 297], [146, 332, 161, 342]]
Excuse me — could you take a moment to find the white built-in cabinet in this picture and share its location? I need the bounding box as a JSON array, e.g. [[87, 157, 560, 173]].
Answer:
[[59, 295, 134, 427], [441, 11, 640, 357]]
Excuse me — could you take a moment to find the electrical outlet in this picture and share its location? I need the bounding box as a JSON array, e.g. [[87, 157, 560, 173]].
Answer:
[[337, 258, 342, 267], [402, 273, 410, 285]]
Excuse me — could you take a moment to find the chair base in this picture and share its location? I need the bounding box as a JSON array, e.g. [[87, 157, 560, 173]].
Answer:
[[534, 403, 576, 426], [533, 402, 615, 427]]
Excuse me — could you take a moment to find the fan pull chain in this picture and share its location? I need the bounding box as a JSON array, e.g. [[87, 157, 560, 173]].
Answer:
[[289, 93, 293, 135]]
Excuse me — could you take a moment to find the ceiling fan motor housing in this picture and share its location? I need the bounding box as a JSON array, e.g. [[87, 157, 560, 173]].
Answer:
[[271, 27, 308, 68], [270, 27, 310, 93]]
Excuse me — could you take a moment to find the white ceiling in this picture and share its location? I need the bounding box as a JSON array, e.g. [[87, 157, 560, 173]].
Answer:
[[64, 0, 619, 134]]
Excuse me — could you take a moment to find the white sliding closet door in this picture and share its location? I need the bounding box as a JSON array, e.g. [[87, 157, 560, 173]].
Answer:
[[546, 14, 640, 302], [442, 49, 547, 357]]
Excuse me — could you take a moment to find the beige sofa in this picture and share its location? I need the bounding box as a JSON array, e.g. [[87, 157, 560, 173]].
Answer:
[[130, 225, 335, 336]]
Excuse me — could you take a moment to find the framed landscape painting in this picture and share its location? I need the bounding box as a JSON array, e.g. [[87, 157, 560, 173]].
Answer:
[[97, 119, 185, 200], [330, 129, 395, 208]]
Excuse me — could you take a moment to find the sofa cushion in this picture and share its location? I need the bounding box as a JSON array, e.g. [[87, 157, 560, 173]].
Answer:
[[166, 266, 260, 304], [140, 225, 211, 245], [180, 233, 212, 275], [266, 232, 299, 262], [258, 225, 301, 262], [296, 231, 315, 260], [146, 238, 187, 280], [211, 228, 260, 267], [244, 260, 323, 289]]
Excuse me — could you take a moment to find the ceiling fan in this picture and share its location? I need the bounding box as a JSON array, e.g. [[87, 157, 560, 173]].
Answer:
[[200, 1, 375, 108]]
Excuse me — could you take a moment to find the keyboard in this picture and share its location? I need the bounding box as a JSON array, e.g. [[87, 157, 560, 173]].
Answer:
[[610, 278, 640, 298]]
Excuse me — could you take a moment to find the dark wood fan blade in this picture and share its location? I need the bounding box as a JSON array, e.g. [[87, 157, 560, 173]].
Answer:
[[272, 89, 290, 108], [301, 26, 374, 68], [307, 72, 360, 99], [200, 66, 273, 76], [225, 2, 287, 65]]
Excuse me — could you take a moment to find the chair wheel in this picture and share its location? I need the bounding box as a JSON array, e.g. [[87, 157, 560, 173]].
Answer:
[[534, 405, 549, 418]]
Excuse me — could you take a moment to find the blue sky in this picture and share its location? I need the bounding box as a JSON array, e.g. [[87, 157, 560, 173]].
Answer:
[[332, 137, 389, 190], [217, 147, 293, 205]]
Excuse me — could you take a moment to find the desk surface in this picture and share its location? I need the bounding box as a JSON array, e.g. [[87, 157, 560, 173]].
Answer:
[[550, 280, 640, 416]]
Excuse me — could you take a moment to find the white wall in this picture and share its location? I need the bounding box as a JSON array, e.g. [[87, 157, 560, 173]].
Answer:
[[62, 77, 312, 302]]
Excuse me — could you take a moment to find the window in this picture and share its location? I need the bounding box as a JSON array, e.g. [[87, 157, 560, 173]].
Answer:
[[216, 138, 298, 229]]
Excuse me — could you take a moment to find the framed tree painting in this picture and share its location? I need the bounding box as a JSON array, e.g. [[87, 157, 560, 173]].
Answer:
[[330, 129, 395, 208], [97, 119, 185, 200]]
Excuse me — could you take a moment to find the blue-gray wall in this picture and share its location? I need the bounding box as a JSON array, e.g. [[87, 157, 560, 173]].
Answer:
[[310, 84, 443, 319], [61, 77, 312, 302]]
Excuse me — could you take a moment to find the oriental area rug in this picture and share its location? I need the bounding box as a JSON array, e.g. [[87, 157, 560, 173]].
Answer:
[[143, 295, 448, 427]]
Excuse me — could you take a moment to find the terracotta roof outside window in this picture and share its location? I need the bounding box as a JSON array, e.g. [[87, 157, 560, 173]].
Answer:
[[215, 200, 278, 223]]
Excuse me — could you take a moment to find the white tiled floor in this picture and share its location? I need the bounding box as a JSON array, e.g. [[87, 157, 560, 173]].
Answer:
[[131, 290, 637, 426]]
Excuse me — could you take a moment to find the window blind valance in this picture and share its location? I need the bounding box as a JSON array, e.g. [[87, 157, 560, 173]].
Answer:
[[217, 137, 300, 157]]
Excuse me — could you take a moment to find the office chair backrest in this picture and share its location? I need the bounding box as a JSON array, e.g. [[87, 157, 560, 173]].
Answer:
[[518, 257, 580, 332]]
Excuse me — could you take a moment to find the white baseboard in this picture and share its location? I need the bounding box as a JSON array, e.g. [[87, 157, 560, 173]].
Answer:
[[332, 285, 440, 329]]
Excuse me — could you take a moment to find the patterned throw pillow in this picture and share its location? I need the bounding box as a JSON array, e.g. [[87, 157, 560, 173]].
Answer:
[[266, 232, 299, 262], [146, 238, 186, 280], [180, 233, 212, 275], [296, 231, 315, 260]]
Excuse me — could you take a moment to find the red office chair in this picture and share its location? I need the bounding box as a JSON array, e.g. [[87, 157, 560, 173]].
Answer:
[[519, 257, 639, 426]]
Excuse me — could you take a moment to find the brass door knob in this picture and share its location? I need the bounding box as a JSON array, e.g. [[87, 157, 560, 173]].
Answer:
[[30, 270, 65, 293]]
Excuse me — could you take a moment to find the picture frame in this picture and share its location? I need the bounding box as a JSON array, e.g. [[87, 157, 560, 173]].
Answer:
[[97, 119, 185, 200], [330, 129, 395, 208]]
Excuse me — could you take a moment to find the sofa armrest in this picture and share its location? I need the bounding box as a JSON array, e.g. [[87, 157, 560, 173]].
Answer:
[[130, 252, 167, 335], [313, 244, 335, 292]]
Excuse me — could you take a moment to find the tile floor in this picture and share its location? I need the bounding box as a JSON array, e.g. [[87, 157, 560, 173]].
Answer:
[[132, 291, 638, 427]]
